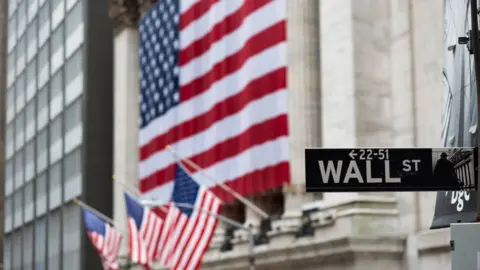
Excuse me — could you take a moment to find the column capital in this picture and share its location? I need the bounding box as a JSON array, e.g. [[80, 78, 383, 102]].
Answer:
[[109, 0, 142, 35]]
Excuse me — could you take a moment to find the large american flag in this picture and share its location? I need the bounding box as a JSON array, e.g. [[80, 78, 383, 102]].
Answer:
[[82, 209, 123, 270], [138, 0, 290, 202], [157, 164, 223, 269], [124, 193, 164, 268]]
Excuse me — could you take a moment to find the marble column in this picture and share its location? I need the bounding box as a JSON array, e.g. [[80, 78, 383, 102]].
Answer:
[[110, 0, 141, 258], [320, 0, 394, 202], [282, 0, 321, 218]]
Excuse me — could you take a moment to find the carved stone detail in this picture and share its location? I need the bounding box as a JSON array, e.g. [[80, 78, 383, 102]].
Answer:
[[138, 0, 158, 16], [109, 0, 141, 34]]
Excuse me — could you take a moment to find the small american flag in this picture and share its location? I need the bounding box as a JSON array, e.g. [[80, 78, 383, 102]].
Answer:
[[83, 209, 123, 270], [124, 193, 164, 268], [138, 0, 290, 201], [157, 164, 223, 269]]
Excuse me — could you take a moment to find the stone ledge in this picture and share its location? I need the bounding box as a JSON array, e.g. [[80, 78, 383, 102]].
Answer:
[[416, 228, 450, 254], [202, 234, 406, 270]]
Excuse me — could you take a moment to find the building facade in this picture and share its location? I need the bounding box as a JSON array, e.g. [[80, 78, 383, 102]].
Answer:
[[3, 0, 114, 269], [111, 0, 456, 269]]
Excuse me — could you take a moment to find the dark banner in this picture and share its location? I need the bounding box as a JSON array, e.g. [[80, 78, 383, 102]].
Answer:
[[305, 147, 477, 192], [430, 190, 478, 229]]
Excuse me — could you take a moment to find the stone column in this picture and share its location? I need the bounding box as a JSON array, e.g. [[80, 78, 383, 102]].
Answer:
[[110, 0, 141, 259], [282, 0, 321, 218], [321, 0, 394, 202]]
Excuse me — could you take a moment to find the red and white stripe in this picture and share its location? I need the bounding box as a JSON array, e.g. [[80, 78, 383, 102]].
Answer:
[[88, 226, 123, 270], [127, 209, 164, 267], [158, 188, 222, 270], [139, 0, 290, 202]]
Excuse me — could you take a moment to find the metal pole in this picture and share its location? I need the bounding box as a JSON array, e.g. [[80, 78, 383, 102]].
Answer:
[[141, 200, 256, 269], [471, 0, 480, 212]]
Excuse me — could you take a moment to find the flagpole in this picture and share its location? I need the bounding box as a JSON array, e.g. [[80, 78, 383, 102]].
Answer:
[[73, 198, 117, 226], [112, 176, 168, 214], [165, 145, 269, 219], [141, 199, 256, 270]]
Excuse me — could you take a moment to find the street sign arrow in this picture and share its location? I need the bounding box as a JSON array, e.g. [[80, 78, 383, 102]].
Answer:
[[348, 150, 357, 159]]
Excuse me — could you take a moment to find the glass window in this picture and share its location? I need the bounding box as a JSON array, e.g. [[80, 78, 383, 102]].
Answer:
[[23, 223, 34, 270], [25, 99, 36, 141], [4, 196, 13, 233], [50, 24, 64, 75], [48, 210, 61, 270], [51, 0, 63, 13], [50, 70, 63, 119], [25, 140, 35, 182], [4, 235, 12, 270], [65, 47, 82, 85], [7, 52, 15, 87], [8, 15, 16, 52], [36, 173, 47, 216], [28, 0, 39, 22], [50, 116, 63, 164], [17, 0, 27, 37], [65, 48, 83, 105], [24, 181, 35, 222], [36, 129, 48, 173], [26, 59, 37, 101], [34, 217, 47, 270], [27, 18, 38, 62], [65, 1, 83, 58], [6, 87, 15, 123], [64, 148, 82, 201], [15, 110, 25, 150], [37, 43, 49, 88], [65, 48, 83, 106], [66, 0, 78, 12], [38, 3, 50, 47], [5, 159, 14, 196], [51, 0, 65, 31], [13, 231, 22, 270], [62, 203, 81, 270], [66, 1, 82, 35], [37, 86, 48, 130], [64, 98, 82, 153], [16, 72, 26, 113], [16, 35, 27, 75], [6, 122, 14, 159], [15, 149, 25, 189], [14, 189, 23, 228], [49, 162, 62, 209]]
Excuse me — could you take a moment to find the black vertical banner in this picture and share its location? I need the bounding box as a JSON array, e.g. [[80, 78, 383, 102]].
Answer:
[[430, 149, 479, 229]]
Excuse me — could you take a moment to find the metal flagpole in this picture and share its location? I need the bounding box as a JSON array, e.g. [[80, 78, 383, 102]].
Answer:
[[141, 200, 256, 270], [112, 176, 168, 214], [73, 198, 128, 237], [73, 198, 117, 225], [165, 145, 269, 219]]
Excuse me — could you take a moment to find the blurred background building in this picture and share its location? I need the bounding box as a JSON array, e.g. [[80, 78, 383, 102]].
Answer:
[[0, 0, 474, 269], [2, 0, 114, 269]]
